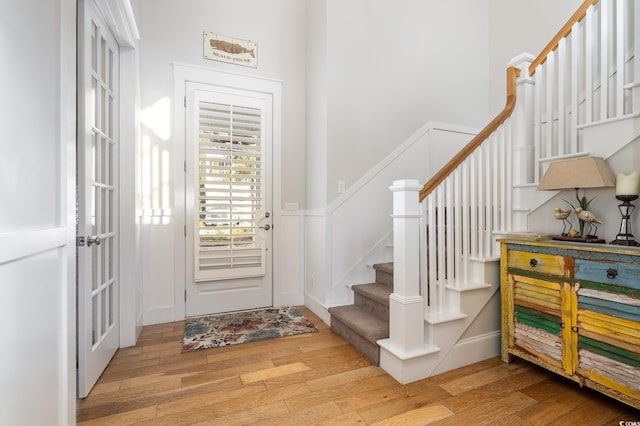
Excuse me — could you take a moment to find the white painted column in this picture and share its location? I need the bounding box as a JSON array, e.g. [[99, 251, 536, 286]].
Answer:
[[378, 179, 438, 384]]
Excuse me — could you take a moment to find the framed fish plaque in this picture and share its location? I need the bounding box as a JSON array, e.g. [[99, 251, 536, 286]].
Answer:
[[204, 32, 257, 68]]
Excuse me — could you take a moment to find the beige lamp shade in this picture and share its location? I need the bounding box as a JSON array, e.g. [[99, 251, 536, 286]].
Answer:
[[537, 156, 616, 190]]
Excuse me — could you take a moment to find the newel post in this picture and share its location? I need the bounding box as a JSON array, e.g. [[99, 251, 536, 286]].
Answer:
[[379, 179, 436, 383], [387, 179, 424, 352], [509, 53, 535, 232], [509, 53, 535, 187]]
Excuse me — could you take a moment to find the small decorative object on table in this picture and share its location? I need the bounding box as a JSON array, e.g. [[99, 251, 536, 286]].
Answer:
[[553, 207, 573, 236], [610, 172, 640, 246]]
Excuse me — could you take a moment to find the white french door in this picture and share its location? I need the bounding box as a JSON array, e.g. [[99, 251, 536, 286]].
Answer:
[[77, 0, 120, 398], [185, 83, 273, 317]]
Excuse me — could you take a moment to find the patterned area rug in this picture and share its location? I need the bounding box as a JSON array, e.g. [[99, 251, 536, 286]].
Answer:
[[182, 306, 318, 352]]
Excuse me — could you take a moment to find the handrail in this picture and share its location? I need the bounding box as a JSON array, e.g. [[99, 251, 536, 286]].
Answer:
[[529, 0, 599, 76], [419, 66, 520, 202]]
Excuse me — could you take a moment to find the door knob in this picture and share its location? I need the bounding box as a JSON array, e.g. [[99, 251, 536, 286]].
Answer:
[[87, 235, 101, 246], [259, 224, 271, 231]]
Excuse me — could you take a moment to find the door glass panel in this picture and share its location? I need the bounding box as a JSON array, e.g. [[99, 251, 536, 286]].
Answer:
[[101, 87, 107, 135], [101, 239, 106, 285], [92, 78, 98, 129], [109, 95, 114, 139], [91, 22, 97, 73], [101, 288, 107, 336], [108, 143, 113, 186], [100, 188, 106, 234], [109, 48, 114, 91], [108, 285, 114, 327], [108, 190, 113, 232], [92, 245, 98, 292], [91, 133, 97, 182], [101, 36, 106, 80], [108, 238, 113, 280], [91, 187, 98, 235], [92, 296, 98, 345]]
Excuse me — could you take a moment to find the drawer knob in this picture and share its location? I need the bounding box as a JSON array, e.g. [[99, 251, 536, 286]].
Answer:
[[606, 268, 618, 279], [529, 258, 538, 267]]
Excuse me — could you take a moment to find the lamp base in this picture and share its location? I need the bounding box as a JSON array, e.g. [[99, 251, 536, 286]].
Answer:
[[609, 237, 640, 246], [552, 235, 606, 244]]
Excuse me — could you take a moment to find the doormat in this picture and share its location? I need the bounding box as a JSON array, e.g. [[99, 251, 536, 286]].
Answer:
[[181, 306, 318, 353]]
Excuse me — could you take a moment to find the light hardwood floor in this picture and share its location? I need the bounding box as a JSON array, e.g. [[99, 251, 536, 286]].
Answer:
[[77, 307, 639, 425]]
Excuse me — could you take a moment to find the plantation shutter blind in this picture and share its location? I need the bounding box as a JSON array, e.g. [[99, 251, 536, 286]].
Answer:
[[194, 100, 265, 281]]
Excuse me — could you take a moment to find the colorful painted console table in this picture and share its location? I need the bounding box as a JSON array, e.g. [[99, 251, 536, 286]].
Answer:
[[499, 239, 640, 410]]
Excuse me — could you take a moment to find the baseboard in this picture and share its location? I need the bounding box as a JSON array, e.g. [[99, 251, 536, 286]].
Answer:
[[431, 330, 502, 375], [303, 294, 331, 325]]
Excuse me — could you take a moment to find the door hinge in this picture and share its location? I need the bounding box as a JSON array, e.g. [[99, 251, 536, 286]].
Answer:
[[184, 225, 187, 237], [184, 290, 187, 301], [184, 96, 186, 108], [184, 160, 187, 173]]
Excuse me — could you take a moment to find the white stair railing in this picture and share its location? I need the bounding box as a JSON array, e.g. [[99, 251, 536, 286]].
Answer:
[[420, 119, 513, 315], [532, 0, 637, 181], [419, 0, 638, 316]]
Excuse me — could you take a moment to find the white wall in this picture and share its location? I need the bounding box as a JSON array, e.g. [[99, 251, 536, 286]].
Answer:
[[323, 0, 491, 205], [487, 0, 584, 116], [0, 0, 76, 423]]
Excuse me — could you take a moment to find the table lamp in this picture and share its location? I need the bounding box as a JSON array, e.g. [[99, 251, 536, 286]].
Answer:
[[537, 156, 616, 242]]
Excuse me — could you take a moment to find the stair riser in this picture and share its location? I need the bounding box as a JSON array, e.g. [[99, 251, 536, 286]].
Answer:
[[330, 316, 380, 365], [375, 270, 393, 288], [354, 293, 389, 321]]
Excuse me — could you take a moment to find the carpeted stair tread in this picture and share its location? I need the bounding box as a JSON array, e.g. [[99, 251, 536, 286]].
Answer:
[[373, 262, 393, 275], [329, 305, 389, 342], [352, 282, 391, 307], [372, 262, 394, 288]]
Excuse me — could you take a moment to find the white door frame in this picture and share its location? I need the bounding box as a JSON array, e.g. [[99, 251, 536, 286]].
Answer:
[[173, 63, 283, 320]]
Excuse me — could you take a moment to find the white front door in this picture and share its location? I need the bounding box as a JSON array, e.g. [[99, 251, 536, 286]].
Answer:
[[185, 83, 273, 317], [77, 0, 120, 398]]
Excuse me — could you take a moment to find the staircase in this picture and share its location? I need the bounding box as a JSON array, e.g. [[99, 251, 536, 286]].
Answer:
[[328, 262, 393, 365], [326, 0, 640, 384]]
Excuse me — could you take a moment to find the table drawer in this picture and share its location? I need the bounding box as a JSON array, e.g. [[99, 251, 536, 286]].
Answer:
[[508, 250, 566, 276], [575, 259, 640, 289]]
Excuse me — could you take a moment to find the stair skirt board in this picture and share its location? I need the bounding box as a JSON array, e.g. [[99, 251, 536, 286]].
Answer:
[[430, 330, 502, 376]]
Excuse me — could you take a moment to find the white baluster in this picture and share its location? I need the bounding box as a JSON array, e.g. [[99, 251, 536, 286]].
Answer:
[[586, 6, 594, 124], [534, 64, 542, 181], [436, 185, 445, 311], [445, 178, 454, 288], [427, 194, 436, 313], [570, 21, 580, 153], [461, 160, 470, 284], [615, 0, 625, 117], [546, 51, 555, 157], [600, 0, 610, 120], [453, 168, 462, 287], [558, 38, 567, 156]]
